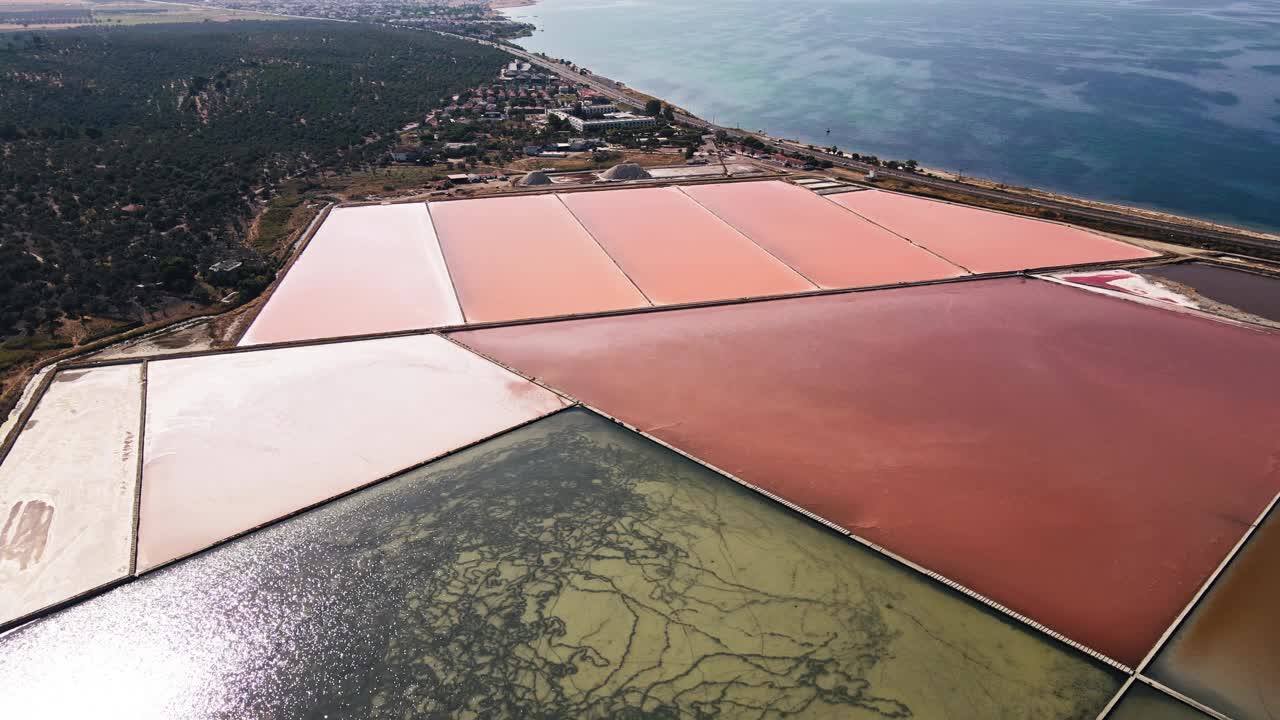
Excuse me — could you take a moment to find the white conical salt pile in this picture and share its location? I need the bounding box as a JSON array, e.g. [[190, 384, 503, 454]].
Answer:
[[514, 170, 553, 187], [599, 163, 652, 181]]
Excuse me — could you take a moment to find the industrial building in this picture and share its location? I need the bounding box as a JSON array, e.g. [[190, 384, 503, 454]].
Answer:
[[549, 108, 658, 133]]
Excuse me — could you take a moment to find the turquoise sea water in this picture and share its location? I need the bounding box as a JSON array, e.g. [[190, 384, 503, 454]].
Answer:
[[507, 0, 1280, 230]]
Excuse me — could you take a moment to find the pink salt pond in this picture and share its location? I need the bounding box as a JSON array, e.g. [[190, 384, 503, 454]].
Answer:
[[559, 187, 816, 304], [832, 190, 1158, 273], [679, 181, 967, 288], [429, 194, 650, 323]]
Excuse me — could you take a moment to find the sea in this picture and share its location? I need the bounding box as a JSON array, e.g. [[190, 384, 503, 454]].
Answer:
[[505, 0, 1280, 231]]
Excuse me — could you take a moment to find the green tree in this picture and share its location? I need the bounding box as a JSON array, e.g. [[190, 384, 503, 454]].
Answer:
[[0, 22, 505, 341], [159, 257, 195, 293]]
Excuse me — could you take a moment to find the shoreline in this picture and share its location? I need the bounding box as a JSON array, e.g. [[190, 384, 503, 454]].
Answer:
[[492, 11, 1277, 241], [767, 132, 1278, 242]]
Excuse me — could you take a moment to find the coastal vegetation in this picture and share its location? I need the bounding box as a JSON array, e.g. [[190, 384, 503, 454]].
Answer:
[[0, 21, 505, 364]]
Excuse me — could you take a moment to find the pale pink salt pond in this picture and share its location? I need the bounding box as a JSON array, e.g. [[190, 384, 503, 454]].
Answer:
[[239, 203, 462, 346], [136, 334, 567, 570]]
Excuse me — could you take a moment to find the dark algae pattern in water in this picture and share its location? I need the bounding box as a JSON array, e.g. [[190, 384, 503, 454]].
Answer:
[[0, 409, 1119, 718]]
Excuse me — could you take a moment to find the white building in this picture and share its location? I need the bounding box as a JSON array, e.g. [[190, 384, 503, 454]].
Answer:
[[551, 110, 658, 133], [577, 103, 618, 118]]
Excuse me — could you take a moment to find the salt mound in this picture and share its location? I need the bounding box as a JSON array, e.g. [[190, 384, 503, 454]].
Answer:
[[600, 163, 652, 181], [514, 170, 553, 187]]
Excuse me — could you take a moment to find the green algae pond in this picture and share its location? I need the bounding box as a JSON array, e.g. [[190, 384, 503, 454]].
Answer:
[[0, 409, 1120, 718]]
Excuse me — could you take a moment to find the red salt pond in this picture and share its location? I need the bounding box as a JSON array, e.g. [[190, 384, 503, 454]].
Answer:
[[559, 187, 816, 305], [679, 181, 967, 288], [239, 204, 462, 346], [429, 195, 650, 323], [453, 277, 1280, 666], [136, 334, 567, 571], [832, 190, 1157, 273]]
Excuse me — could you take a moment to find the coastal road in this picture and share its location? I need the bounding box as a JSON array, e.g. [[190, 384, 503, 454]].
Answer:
[[486, 40, 1278, 256]]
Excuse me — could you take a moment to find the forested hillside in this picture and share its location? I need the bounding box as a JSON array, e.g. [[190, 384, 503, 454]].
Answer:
[[0, 22, 505, 344]]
